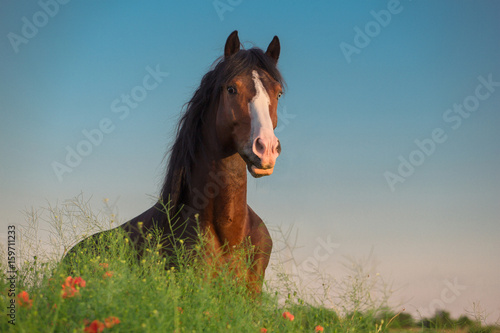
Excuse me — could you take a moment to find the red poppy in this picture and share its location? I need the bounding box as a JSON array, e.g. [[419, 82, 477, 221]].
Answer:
[[104, 316, 120, 328], [99, 263, 109, 269], [62, 285, 78, 299], [61, 276, 86, 298], [72, 276, 86, 288], [315, 325, 324, 332], [63, 276, 86, 288], [17, 291, 33, 308], [282, 311, 295, 321], [103, 271, 114, 279], [62, 276, 72, 287], [260, 328, 268, 333], [84, 319, 105, 333]]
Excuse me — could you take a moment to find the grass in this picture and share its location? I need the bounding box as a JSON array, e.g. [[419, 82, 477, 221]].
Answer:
[[1, 195, 498, 332]]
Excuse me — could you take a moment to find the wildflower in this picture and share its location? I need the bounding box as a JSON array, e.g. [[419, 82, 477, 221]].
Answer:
[[103, 271, 114, 279], [99, 263, 109, 269], [315, 325, 324, 332], [77, 278, 85, 287], [62, 286, 78, 299], [137, 221, 143, 228], [282, 311, 294, 321], [84, 319, 105, 333], [104, 316, 120, 328], [177, 307, 184, 314], [61, 276, 86, 299], [17, 291, 33, 308], [62, 276, 72, 287], [62, 276, 86, 288], [260, 328, 268, 333]]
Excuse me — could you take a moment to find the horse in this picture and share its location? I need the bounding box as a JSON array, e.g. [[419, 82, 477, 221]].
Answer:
[[64, 30, 285, 293]]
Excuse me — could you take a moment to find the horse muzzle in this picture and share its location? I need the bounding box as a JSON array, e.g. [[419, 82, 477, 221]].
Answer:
[[245, 129, 281, 178]]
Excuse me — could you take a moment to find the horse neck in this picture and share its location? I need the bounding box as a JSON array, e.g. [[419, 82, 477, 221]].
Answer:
[[190, 141, 249, 246]]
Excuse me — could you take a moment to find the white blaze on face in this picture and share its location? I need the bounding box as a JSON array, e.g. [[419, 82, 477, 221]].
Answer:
[[249, 70, 273, 137], [246, 70, 280, 177]]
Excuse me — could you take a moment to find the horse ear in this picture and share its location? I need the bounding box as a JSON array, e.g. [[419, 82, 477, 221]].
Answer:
[[265, 36, 280, 64], [224, 30, 240, 58]]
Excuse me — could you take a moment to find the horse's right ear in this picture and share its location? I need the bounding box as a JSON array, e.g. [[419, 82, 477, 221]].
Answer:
[[224, 30, 240, 58]]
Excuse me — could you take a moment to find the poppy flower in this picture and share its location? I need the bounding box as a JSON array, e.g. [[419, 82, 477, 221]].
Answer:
[[99, 263, 109, 269], [61, 276, 86, 298], [17, 291, 33, 308], [104, 316, 120, 328], [282, 311, 294, 321], [62, 276, 72, 288], [103, 271, 114, 279], [63, 276, 86, 288], [315, 325, 324, 332], [260, 328, 268, 333], [62, 286, 78, 299], [84, 319, 105, 333], [72, 276, 86, 288]]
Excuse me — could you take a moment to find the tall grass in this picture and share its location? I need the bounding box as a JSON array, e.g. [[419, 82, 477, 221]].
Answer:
[[2, 195, 494, 332]]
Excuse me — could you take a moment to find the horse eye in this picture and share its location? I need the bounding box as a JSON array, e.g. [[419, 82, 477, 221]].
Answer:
[[277, 92, 283, 99], [227, 86, 237, 95]]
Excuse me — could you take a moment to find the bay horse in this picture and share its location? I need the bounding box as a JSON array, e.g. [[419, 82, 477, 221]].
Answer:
[[65, 30, 284, 293]]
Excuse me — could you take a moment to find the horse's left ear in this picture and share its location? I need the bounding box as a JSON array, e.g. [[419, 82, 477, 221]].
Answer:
[[265, 36, 280, 64]]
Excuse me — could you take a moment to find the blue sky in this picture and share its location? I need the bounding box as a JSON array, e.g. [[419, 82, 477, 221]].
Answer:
[[1, 0, 499, 322]]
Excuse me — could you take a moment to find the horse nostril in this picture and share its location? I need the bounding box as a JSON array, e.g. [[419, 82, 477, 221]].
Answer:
[[254, 138, 265, 155], [276, 140, 281, 155]]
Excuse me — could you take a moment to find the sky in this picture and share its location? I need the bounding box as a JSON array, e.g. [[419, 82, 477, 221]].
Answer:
[[1, 0, 499, 323]]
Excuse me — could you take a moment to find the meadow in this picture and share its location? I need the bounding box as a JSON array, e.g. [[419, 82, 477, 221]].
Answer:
[[1, 196, 498, 332]]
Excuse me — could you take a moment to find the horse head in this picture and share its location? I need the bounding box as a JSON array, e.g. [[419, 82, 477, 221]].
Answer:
[[215, 31, 283, 178]]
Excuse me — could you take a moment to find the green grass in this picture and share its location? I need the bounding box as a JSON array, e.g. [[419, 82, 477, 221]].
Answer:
[[0, 225, 381, 332], [1, 196, 498, 332]]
